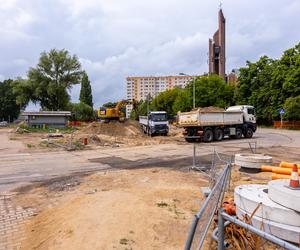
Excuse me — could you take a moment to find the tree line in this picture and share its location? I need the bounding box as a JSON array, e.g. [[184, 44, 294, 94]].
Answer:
[[1, 43, 299, 124], [235, 42, 300, 123], [0, 49, 94, 122], [132, 42, 300, 124]]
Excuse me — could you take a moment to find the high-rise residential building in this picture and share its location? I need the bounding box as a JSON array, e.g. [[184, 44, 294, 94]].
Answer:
[[125, 75, 195, 117], [209, 9, 226, 80]]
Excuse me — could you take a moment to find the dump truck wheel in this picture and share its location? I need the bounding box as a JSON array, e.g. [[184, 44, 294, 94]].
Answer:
[[203, 129, 213, 142], [213, 128, 223, 141], [244, 128, 253, 138], [236, 128, 243, 139]]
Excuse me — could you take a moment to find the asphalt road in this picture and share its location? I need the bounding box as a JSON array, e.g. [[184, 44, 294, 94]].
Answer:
[[0, 128, 299, 193]]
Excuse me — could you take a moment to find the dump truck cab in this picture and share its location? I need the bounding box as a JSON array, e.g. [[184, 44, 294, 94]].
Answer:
[[139, 111, 169, 136], [226, 105, 257, 131]]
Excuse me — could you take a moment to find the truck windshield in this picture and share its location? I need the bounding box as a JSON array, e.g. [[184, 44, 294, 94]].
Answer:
[[151, 114, 167, 121], [247, 108, 256, 115]]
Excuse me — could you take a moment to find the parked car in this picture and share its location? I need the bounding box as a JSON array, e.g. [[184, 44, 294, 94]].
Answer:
[[0, 121, 8, 127]]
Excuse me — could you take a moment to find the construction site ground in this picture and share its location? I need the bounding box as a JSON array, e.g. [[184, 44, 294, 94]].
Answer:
[[0, 123, 299, 249]]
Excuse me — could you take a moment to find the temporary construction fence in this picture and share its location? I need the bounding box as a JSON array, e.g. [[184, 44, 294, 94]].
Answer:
[[185, 145, 300, 250], [184, 163, 232, 250], [274, 121, 300, 130]]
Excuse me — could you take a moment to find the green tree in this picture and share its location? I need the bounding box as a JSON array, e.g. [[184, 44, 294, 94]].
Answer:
[[235, 56, 275, 123], [79, 72, 93, 108], [235, 42, 300, 124], [151, 88, 182, 116], [172, 75, 234, 115], [284, 96, 300, 120], [69, 102, 95, 121], [0, 79, 21, 122], [186, 75, 234, 109], [13, 78, 32, 107], [130, 100, 148, 120], [172, 90, 191, 113], [16, 49, 83, 110], [102, 102, 117, 108]]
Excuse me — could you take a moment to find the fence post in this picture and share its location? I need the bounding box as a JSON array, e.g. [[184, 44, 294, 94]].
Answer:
[[192, 143, 196, 169], [184, 215, 199, 250], [217, 208, 225, 250]]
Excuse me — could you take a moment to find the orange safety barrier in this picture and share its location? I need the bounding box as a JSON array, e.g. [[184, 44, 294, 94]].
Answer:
[[273, 167, 300, 175], [271, 173, 291, 180], [261, 165, 300, 175], [260, 165, 273, 172], [279, 161, 300, 169]]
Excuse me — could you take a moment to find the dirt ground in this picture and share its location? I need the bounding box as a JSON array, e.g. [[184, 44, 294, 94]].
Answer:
[[13, 164, 278, 250], [2, 125, 300, 249], [16, 168, 206, 250], [8, 121, 185, 152]]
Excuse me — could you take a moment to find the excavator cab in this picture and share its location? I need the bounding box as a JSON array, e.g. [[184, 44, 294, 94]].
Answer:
[[97, 99, 137, 122]]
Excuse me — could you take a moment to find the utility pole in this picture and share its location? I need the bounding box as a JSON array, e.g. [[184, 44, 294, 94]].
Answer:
[[147, 93, 151, 135], [193, 80, 195, 109], [179, 73, 195, 109]]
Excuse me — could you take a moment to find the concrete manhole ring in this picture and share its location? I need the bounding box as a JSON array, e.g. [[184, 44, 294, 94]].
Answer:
[[234, 153, 272, 169]]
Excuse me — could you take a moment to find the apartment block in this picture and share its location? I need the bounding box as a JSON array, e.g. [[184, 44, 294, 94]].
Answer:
[[125, 75, 195, 118]]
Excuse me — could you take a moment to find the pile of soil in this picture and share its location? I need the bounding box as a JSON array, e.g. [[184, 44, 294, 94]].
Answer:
[[192, 106, 225, 112], [80, 120, 143, 137]]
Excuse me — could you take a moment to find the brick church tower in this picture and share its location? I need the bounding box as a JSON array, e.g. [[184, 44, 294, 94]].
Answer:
[[208, 9, 226, 79]]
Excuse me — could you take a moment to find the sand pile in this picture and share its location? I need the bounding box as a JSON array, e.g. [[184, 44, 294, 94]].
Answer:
[[192, 106, 225, 112], [81, 120, 142, 137]]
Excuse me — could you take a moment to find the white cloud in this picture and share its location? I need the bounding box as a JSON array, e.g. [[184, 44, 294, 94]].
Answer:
[[79, 33, 208, 106], [0, 0, 299, 107]]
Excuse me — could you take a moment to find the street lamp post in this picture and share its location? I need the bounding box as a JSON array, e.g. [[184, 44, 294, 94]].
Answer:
[[193, 80, 195, 109], [179, 73, 196, 170], [179, 73, 195, 109]]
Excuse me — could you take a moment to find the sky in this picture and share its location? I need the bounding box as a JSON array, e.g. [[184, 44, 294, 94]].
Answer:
[[1, 0, 300, 109]]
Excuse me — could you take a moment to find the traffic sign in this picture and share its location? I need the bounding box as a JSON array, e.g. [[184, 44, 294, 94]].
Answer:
[[279, 108, 285, 115]]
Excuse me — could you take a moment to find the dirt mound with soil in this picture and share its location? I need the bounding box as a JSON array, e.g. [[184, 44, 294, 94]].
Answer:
[[80, 120, 143, 137], [192, 106, 225, 112]]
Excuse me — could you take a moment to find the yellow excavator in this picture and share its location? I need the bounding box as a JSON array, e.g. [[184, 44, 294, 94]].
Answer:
[[97, 99, 137, 122]]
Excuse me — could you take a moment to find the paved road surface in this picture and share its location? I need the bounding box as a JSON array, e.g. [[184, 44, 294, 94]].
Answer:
[[0, 128, 299, 193]]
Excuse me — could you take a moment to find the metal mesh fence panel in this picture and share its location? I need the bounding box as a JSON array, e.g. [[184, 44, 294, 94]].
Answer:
[[184, 164, 231, 250]]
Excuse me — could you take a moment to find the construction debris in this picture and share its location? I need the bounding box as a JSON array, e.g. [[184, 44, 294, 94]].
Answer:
[[16, 127, 30, 134]]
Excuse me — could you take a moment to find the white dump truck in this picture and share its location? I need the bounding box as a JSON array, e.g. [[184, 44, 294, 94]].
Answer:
[[139, 111, 169, 136], [177, 105, 257, 142]]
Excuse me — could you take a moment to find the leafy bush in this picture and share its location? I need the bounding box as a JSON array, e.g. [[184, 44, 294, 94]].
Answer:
[[69, 102, 95, 121], [284, 95, 300, 120]]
